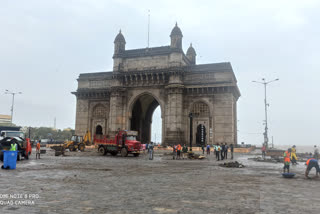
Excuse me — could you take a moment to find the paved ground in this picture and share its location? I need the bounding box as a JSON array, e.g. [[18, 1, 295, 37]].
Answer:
[[0, 148, 319, 214]]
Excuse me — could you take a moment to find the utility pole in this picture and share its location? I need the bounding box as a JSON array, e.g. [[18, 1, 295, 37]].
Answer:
[[252, 78, 279, 149], [5, 90, 22, 125], [147, 9, 150, 48], [189, 113, 193, 151]]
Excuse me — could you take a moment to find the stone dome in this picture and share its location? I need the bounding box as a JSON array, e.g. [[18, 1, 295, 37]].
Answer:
[[187, 43, 196, 55], [114, 30, 126, 43], [170, 23, 183, 37]]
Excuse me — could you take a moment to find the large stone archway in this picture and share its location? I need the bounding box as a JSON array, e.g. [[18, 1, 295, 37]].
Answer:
[[129, 93, 160, 144], [73, 24, 240, 146]]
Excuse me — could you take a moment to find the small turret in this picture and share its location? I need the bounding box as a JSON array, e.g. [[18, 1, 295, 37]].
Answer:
[[186, 43, 196, 64], [114, 30, 126, 54], [170, 23, 183, 49]]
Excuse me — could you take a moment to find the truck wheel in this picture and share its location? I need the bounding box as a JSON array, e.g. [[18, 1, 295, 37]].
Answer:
[[98, 146, 107, 155], [78, 143, 85, 152], [111, 151, 118, 156], [69, 146, 75, 151], [133, 153, 140, 157], [121, 148, 128, 157]]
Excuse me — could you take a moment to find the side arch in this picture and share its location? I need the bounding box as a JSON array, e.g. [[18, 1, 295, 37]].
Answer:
[[188, 98, 213, 116]]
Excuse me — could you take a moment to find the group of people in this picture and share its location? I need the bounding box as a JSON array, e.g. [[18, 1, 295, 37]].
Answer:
[[201, 143, 234, 161], [172, 144, 188, 160], [283, 145, 320, 178]]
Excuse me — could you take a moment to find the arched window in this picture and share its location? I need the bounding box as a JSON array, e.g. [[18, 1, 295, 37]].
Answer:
[[92, 105, 106, 118], [192, 102, 209, 117]]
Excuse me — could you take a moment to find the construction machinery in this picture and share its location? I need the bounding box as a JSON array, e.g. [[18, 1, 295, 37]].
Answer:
[[64, 135, 86, 152], [51, 131, 91, 155]]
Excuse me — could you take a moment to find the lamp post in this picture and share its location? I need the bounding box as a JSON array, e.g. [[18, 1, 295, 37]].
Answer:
[[189, 113, 193, 152], [252, 78, 279, 149], [5, 90, 22, 124]]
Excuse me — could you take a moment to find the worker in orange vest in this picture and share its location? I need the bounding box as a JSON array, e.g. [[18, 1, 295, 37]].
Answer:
[[283, 148, 291, 173], [36, 140, 41, 159], [177, 144, 182, 160], [305, 158, 320, 178]]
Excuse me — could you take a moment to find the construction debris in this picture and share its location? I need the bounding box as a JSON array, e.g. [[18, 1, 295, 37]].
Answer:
[[249, 157, 281, 163], [219, 161, 245, 168], [188, 153, 206, 160]]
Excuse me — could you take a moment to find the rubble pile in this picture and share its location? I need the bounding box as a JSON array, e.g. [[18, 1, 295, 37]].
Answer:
[[249, 157, 281, 163], [219, 161, 244, 168], [188, 153, 206, 160]]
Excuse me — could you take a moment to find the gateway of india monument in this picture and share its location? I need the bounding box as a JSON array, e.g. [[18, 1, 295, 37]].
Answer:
[[73, 23, 240, 146]]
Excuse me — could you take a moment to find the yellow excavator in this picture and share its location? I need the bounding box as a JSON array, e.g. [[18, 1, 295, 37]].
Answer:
[[64, 131, 91, 152]]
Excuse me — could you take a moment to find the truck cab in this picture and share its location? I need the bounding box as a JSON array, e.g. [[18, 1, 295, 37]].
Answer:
[[116, 130, 141, 157], [0, 130, 25, 140]]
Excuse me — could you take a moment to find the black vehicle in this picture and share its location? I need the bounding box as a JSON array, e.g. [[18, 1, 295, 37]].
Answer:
[[0, 137, 30, 161]]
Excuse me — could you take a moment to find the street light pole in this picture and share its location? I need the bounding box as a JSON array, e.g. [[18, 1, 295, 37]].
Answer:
[[252, 78, 279, 149], [5, 90, 22, 124], [189, 113, 193, 152]]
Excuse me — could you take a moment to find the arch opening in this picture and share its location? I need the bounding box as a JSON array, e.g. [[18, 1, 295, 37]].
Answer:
[[151, 106, 162, 144], [130, 94, 161, 144], [96, 125, 103, 135], [196, 124, 206, 146]]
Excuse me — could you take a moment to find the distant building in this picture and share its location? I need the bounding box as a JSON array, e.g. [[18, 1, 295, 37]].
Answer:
[[0, 114, 11, 125]]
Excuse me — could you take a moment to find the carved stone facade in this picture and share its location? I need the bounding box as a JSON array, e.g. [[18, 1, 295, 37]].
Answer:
[[73, 24, 240, 146]]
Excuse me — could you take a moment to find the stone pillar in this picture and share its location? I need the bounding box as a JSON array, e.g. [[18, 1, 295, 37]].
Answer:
[[75, 98, 89, 136], [108, 88, 126, 137], [213, 92, 235, 144], [164, 84, 185, 145]]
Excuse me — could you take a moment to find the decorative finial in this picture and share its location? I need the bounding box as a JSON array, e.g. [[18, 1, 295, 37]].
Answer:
[[119, 29, 121, 33], [190, 43, 192, 47], [175, 22, 178, 26]]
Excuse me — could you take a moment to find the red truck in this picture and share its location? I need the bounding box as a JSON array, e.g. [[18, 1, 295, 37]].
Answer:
[[95, 130, 142, 157]]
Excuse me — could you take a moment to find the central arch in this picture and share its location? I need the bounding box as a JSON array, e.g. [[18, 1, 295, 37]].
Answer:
[[130, 93, 161, 144]]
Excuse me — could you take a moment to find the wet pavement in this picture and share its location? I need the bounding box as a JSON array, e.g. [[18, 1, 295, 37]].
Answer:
[[0, 149, 319, 214]]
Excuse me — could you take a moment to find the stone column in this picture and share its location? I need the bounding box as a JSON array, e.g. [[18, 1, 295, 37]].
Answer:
[[164, 84, 185, 145], [213, 92, 235, 144], [75, 98, 89, 136], [108, 88, 126, 137]]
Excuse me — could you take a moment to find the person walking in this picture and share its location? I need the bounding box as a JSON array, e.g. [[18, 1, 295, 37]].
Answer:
[[221, 143, 225, 160], [215, 143, 221, 161], [314, 145, 319, 160], [149, 142, 154, 160], [182, 144, 188, 159], [146, 143, 149, 154], [201, 144, 205, 154], [291, 145, 297, 164], [36, 140, 41, 159], [177, 144, 182, 160], [224, 143, 228, 159], [230, 143, 234, 160], [283, 148, 291, 173], [261, 144, 266, 159], [173, 145, 177, 160], [206, 144, 210, 155], [305, 158, 320, 178]]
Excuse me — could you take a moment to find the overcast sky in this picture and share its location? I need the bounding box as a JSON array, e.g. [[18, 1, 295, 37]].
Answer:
[[1, 0, 319, 146]]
